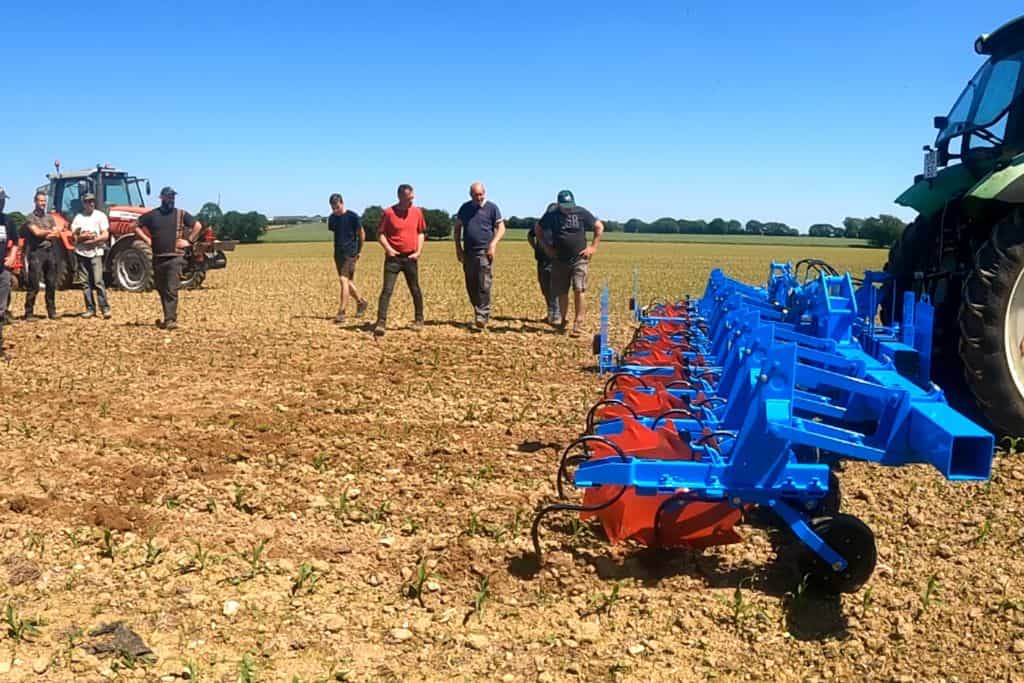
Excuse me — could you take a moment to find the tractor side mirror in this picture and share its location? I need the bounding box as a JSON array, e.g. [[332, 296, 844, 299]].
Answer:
[[145, 181, 151, 196], [933, 116, 949, 130]]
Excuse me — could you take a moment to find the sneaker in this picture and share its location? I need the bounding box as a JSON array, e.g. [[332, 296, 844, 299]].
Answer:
[[155, 319, 166, 329], [164, 320, 179, 331], [102, 310, 112, 320], [412, 319, 425, 331], [474, 316, 488, 330], [334, 312, 346, 324], [81, 310, 95, 319], [48, 312, 58, 320], [23, 313, 41, 322], [355, 300, 368, 318], [372, 323, 386, 337]]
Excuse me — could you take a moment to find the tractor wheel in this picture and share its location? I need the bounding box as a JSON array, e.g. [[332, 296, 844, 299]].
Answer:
[[180, 265, 207, 290], [959, 209, 1024, 436], [113, 240, 154, 292], [880, 217, 928, 325], [800, 514, 877, 594], [55, 244, 78, 289]]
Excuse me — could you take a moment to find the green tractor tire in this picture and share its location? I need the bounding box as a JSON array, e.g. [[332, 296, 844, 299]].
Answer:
[[960, 209, 1024, 437]]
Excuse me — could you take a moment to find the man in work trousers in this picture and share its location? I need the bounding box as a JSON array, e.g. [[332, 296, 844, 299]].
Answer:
[[454, 182, 505, 330], [0, 186, 21, 360], [23, 190, 60, 320], [534, 190, 604, 337], [71, 193, 111, 319], [135, 187, 203, 330], [527, 203, 561, 325], [328, 193, 368, 324], [373, 184, 426, 337]]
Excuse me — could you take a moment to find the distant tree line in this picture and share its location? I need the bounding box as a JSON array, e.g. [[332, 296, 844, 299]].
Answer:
[[504, 213, 907, 247], [198, 202, 269, 243]]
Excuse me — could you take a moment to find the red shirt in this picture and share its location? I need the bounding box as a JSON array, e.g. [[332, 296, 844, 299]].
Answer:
[[379, 205, 426, 254]]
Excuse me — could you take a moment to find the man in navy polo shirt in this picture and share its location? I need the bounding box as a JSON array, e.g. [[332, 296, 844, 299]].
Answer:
[[454, 182, 505, 329], [0, 186, 21, 360]]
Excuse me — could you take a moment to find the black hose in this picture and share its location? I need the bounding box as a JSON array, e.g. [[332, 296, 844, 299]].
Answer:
[[585, 399, 638, 434]]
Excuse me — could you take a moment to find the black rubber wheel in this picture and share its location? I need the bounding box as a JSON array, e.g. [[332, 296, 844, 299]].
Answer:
[[113, 240, 154, 292], [959, 209, 1024, 436], [55, 244, 78, 289], [800, 513, 877, 594]]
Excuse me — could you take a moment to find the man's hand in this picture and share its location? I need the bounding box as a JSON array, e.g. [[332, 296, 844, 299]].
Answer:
[[542, 243, 556, 259], [46, 229, 60, 241], [486, 244, 497, 261], [580, 245, 597, 259], [409, 251, 421, 261], [176, 238, 192, 250], [455, 246, 464, 264]]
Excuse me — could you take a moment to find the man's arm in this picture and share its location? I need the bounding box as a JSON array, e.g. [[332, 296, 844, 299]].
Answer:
[[25, 216, 52, 241], [580, 217, 604, 259], [453, 217, 464, 263], [410, 231, 425, 260], [134, 215, 152, 245], [534, 221, 555, 258], [86, 214, 110, 246], [377, 215, 398, 257], [486, 218, 506, 260], [3, 237, 17, 269]]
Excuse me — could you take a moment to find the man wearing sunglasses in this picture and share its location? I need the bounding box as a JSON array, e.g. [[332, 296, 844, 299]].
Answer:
[[71, 193, 111, 319]]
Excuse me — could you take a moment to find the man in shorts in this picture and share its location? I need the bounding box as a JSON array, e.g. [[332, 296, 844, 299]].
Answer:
[[534, 190, 604, 337], [328, 193, 368, 324]]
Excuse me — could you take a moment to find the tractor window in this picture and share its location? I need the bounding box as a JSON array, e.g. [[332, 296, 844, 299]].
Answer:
[[975, 59, 1023, 125], [938, 50, 1024, 145], [102, 176, 131, 207], [60, 182, 84, 217]]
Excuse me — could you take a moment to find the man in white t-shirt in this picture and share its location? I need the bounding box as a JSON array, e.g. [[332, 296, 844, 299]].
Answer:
[[71, 193, 111, 319]]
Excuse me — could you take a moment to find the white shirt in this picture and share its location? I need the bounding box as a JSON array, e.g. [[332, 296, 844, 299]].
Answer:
[[71, 210, 110, 258]]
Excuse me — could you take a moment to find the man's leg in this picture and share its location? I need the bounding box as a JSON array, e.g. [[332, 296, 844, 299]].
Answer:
[[42, 249, 57, 318], [0, 269, 11, 352], [375, 256, 402, 329], [550, 260, 570, 328], [462, 257, 479, 314], [344, 256, 367, 315], [24, 250, 41, 317], [92, 256, 110, 315], [475, 253, 492, 324], [338, 276, 350, 318], [163, 257, 184, 323], [78, 254, 96, 314], [570, 257, 589, 336], [401, 257, 424, 324]]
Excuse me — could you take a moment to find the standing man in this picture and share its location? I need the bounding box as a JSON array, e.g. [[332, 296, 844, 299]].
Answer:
[[135, 187, 203, 330], [23, 190, 60, 320], [0, 187, 20, 359], [534, 190, 604, 337], [328, 193, 368, 324], [71, 193, 111, 319], [527, 203, 560, 325], [454, 182, 505, 329], [373, 184, 426, 337]]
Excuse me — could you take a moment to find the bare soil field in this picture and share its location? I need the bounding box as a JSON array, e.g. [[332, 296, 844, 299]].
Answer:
[[1, 241, 1022, 682]]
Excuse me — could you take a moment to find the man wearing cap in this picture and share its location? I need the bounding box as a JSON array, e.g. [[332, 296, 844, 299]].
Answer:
[[135, 187, 204, 330], [454, 182, 505, 329], [0, 187, 21, 359], [534, 190, 604, 337], [23, 190, 61, 320], [372, 183, 426, 336], [71, 193, 111, 319]]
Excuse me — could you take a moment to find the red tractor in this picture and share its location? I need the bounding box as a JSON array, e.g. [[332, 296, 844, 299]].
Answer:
[[12, 163, 235, 292]]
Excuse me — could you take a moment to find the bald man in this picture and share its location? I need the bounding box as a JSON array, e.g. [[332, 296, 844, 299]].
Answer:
[[454, 182, 505, 329]]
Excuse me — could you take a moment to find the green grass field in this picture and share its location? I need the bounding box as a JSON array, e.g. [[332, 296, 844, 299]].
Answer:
[[262, 222, 873, 248]]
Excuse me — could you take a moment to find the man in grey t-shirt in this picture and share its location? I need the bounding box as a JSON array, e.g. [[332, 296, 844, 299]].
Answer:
[[454, 182, 505, 329]]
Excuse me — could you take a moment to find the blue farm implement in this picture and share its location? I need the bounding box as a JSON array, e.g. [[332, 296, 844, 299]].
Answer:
[[532, 261, 994, 594]]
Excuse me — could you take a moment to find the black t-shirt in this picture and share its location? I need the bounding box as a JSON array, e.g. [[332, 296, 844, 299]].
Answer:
[[328, 210, 362, 257], [137, 206, 195, 258], [538, 207, 597, 262], [0, 213, 16, 264], [24, 210, 56, 250]]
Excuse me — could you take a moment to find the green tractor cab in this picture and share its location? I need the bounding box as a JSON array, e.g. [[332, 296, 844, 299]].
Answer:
[[887, 14, 1024, 435]]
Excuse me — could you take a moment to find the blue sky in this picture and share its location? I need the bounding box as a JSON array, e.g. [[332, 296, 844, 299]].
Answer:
[[2, 1, 1017, 229]]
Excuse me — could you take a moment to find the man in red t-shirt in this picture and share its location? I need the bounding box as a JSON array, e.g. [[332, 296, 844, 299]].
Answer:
[[373, 184, 426, 336]]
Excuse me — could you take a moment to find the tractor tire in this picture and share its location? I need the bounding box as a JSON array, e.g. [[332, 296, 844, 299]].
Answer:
[[959, 210, 1024, 436], [880, 217, 928, 326], [55, 244, 78, 290], [112, 240, 154, 292]]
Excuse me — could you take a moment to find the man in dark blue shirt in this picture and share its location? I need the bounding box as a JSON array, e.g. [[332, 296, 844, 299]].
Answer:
[[328, 193, 368, 324], [454, 182, 505, 329], [0, 186, 21, 359], [534, 190, 604, 337]]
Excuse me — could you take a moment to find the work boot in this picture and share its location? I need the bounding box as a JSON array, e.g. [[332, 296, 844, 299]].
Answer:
[[372, 321, 386, 337], [412, 319, 425, 332], [355, 300, 368, 318], [81, 310, 95, 319], [101, 310, 112, 320], [164, 321, 179, 331]]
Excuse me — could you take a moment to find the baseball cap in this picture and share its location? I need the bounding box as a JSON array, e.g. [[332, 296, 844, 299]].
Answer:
[[159, 186, 177, 197], [0, 187, 8, 200], [557, 189, 575, 209], [82, 192, 96, 201]]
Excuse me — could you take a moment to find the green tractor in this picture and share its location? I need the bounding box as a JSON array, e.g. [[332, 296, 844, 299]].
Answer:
[[886, 14, 1024, 436]]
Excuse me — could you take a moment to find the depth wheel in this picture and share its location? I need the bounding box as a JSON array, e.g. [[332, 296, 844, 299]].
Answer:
[[800, 513, 876, 594]]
